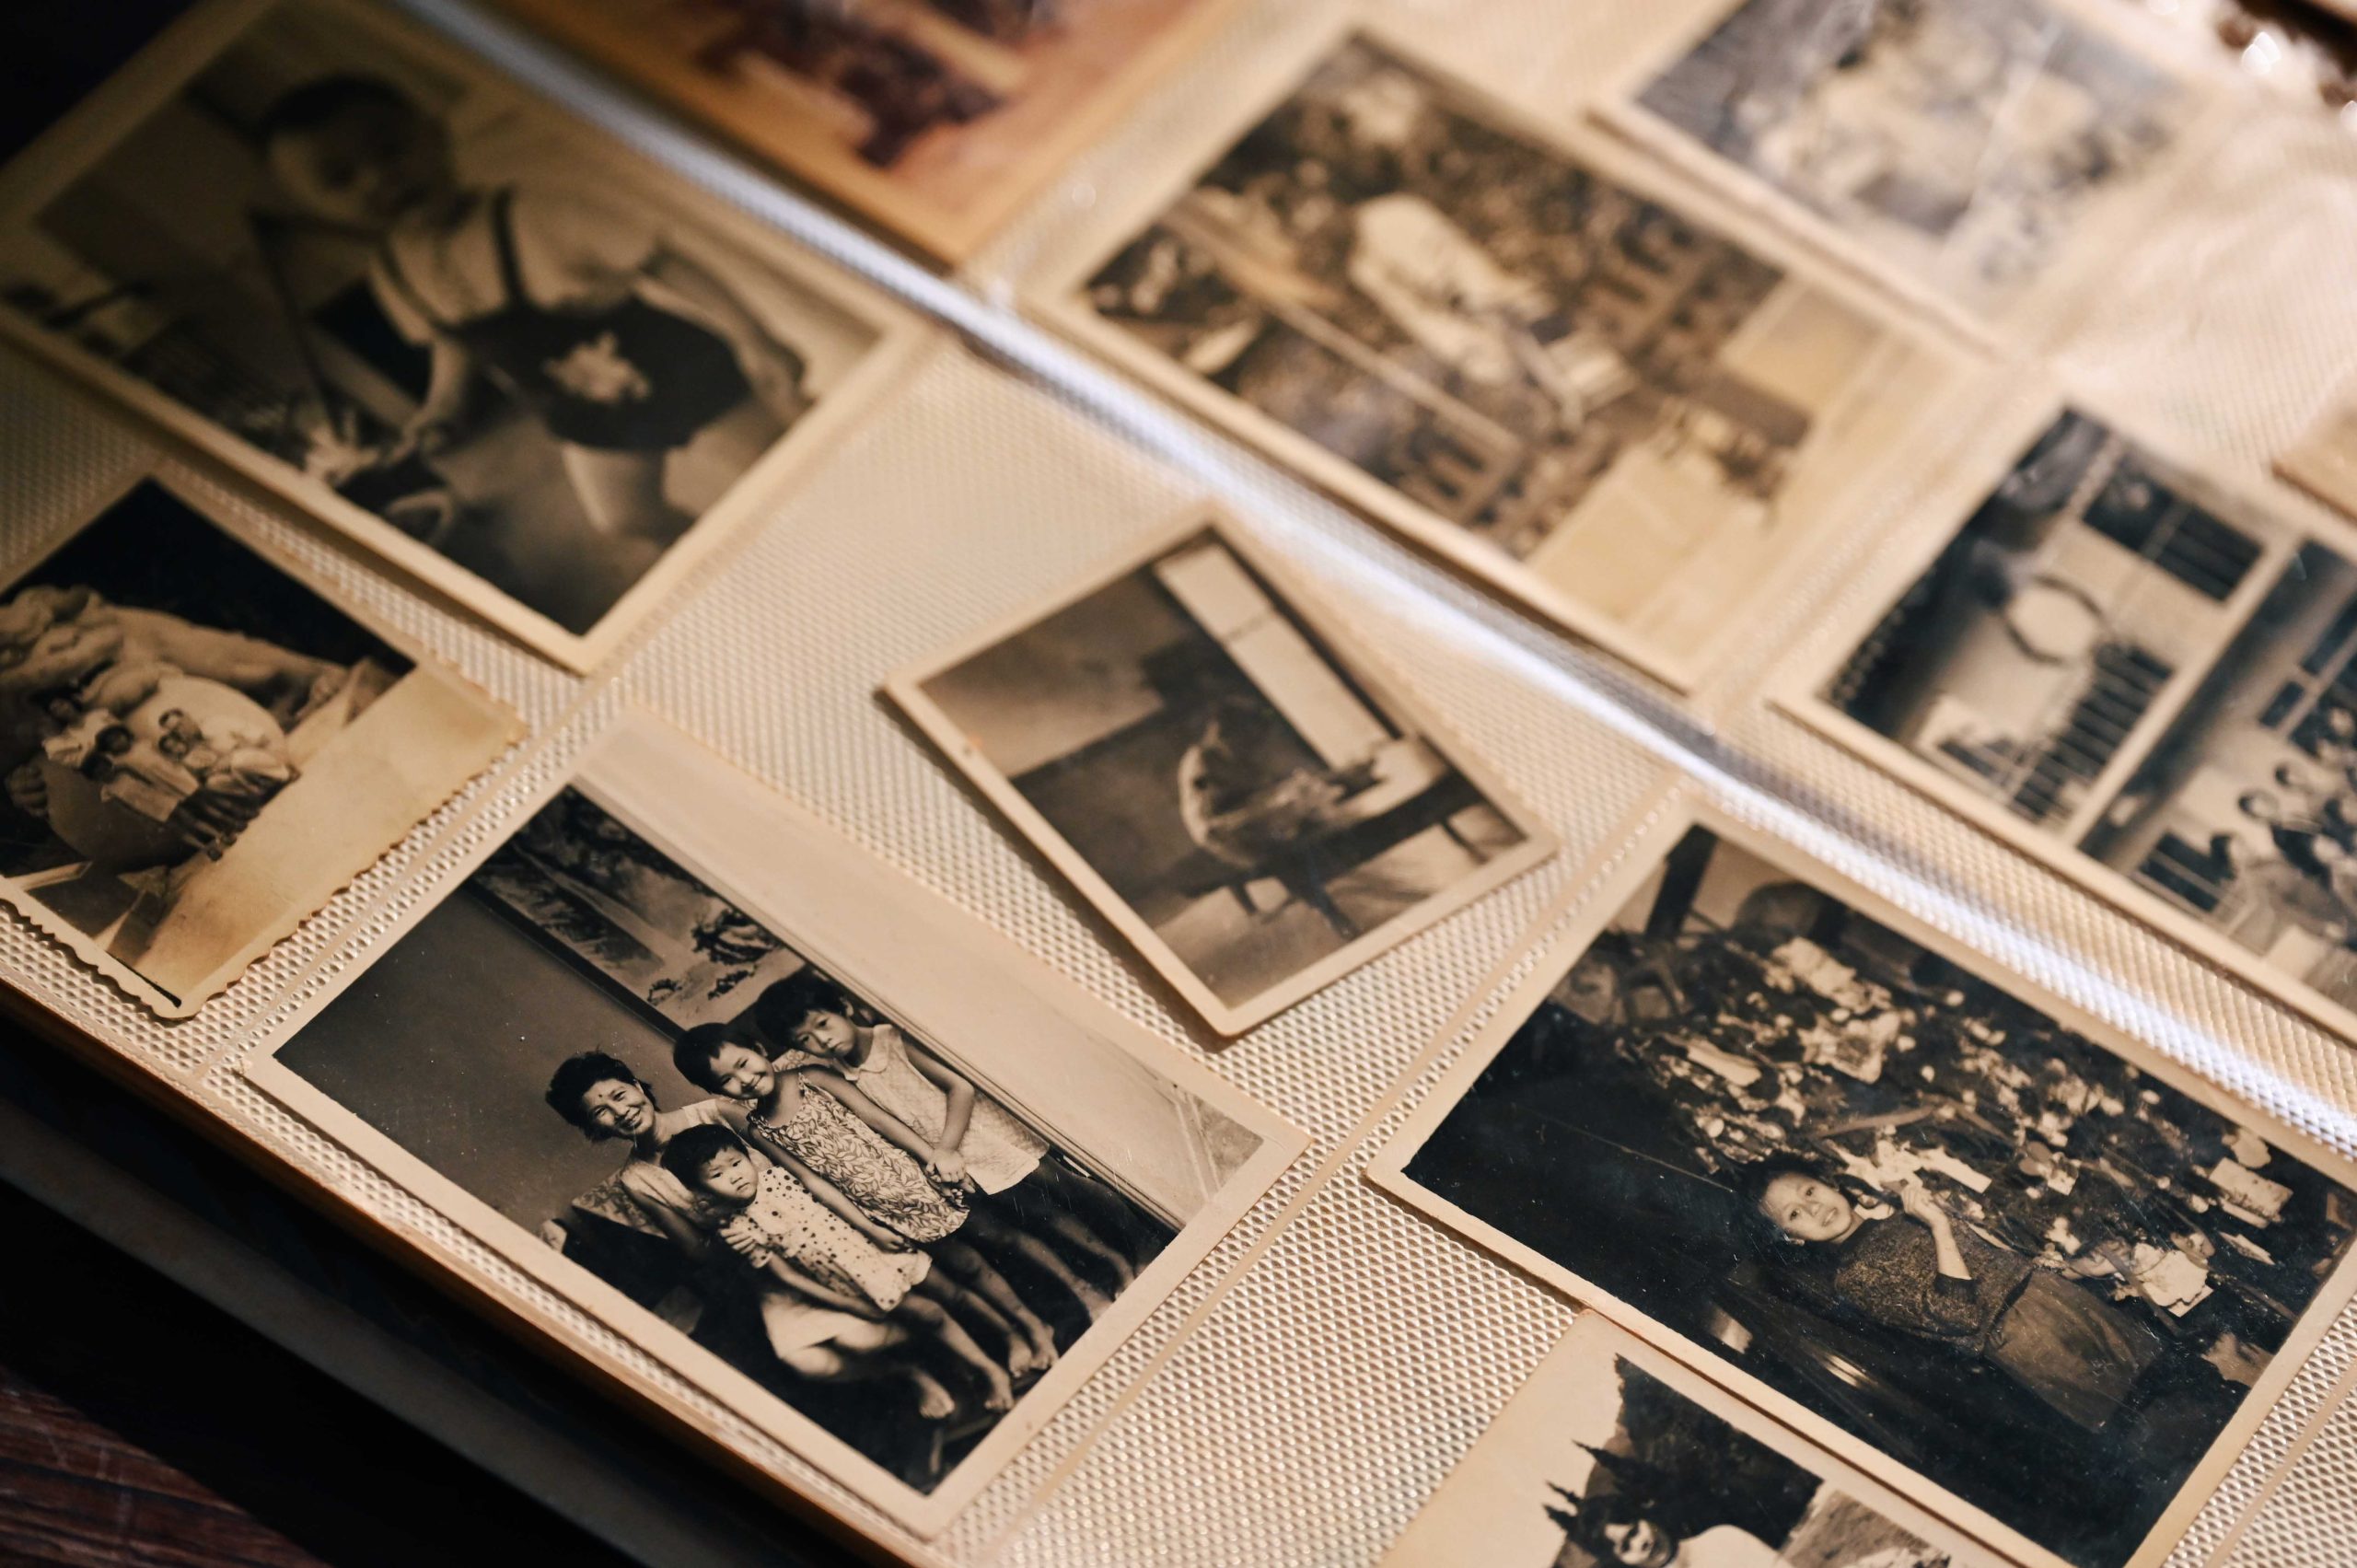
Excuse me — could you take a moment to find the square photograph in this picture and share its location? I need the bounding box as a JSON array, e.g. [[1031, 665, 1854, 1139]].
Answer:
[[1372, 806, 2357, 1568], [249, 713, 1302, 1530], [1035, 30, 1959, 689], [885, 512, 1555, 1034], [1382, 1316, 1990, 1568], [0, 473, 517, 1014], [0, 0, 913, 668], [1612, 0, 2204, 331], [484, 0, 1242, 261], [1806, 407, 2357, 1044]]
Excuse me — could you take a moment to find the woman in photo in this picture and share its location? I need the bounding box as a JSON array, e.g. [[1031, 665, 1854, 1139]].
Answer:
[[257, 75, 813, 580], [543, 1049, 755, 1260], [1741, 1158, 2258, 1436]]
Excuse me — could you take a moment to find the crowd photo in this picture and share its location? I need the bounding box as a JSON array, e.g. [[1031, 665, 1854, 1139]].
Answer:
[[1824, 409, 2357, 1023], [1630, 0, 2189, 314], [1385, 1318, 1958, 1568], [1071, 36, 1920, 662], [269, 774, 1276, 1494], [0, 478, 512, 1010], [1398, 823, 2357, 1568], [0, 0, 880, 643]]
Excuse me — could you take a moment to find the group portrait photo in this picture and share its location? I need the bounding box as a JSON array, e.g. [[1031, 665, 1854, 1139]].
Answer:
[[247, 715, 1298, 1527]]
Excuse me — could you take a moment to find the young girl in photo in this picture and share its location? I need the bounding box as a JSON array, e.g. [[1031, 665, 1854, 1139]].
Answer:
[[748, 971, 1149, 1295], [673, 1026, 1067, 1374], [257, 75, 811, 583], [660, 1124, 1014, 1415]]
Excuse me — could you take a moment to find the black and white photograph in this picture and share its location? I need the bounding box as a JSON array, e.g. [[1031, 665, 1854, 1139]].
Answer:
[[0, 473, 517, 1014], [1618, 0, 2199, 325], [1383, 1317, 1981, 1568], [884, 513, 1555, 1034], [1037, 31, 1955, 688], [0, 0, 911, 668], [1371, 808, 2357, 1568], [246, 714, 1302, 1530], [1810, 408, 2357, 1038]]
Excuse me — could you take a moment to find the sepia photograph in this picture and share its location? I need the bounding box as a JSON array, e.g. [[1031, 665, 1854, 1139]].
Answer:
[[486, 0, 1243, 261], [1035, 29, 1960, 690], [884, 511, 1556, 1035], [1614, 0, 2202, 328], [0, 472, 517, 1015], [1371, 806, 2357, 1568], [1803, 407, 2357, 1044], [0, 0, 914, 669], [1383, 1316, 1987, 1568], [245, 712, 1302, 1532]]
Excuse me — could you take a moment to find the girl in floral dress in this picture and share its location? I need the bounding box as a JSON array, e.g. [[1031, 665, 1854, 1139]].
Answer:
[[748, 971, 1148, 1295], [661, 1123, 1011, 1414], [674, 1027, 1065, 1374]]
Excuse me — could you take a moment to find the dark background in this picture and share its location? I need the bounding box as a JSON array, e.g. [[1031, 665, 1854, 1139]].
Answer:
[[0, 6, 854, 1564]]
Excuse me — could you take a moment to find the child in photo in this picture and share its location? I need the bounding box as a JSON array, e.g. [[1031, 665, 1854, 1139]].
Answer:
[[673, 1025, 1067, 1374], [749, 970, 1150, 1295], [257, 75, 813, 580], [661, 1124, 1016, 1414]]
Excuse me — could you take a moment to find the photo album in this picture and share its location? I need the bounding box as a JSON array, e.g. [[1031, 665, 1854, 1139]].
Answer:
[[2, 0, 2355, 1564]]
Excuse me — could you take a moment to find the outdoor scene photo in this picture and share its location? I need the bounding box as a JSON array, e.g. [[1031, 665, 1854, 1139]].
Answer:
[[1826, 410, 2357, 1022], [1074, 36, 1925, 661], [1384, 1322, 1955, 1568], [275, 778, 1269, 1495], [900, 526, 1540, 1016], [1399, 823, 2357, 1568], [1, 0, 880, 638], [1631, 0, 2189, 316], [0, 478, 512, 1008]]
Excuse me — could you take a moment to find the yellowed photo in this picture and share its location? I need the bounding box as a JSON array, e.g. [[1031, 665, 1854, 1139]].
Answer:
[[1030, 29, 1965, 690], [1384, 1316, 1993, 1568], [1796, 403, 2357, 1051], [486, 0, 1244, 262], [0, 0, 920, 670], [1608, 0, 2212, 337], [1371, 800, 2357, 1568], [243, 711, 1305, 1533], [0, 471, 517, 1015], [884, 509, 1557, 1035]]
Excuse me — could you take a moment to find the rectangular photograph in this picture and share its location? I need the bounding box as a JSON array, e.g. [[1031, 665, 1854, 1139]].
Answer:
[[243, 711, 1304, 1533], [1609, 0, 2207, 334], [1370, 803, 2357, 1568], [0, 0, 919, 670], [0, 471, 517, 1015], [1799, 405, 2357, 1047], [484, 0, 1243, 262], [883, 510, 1556, 1035], [1029, 29, 1964, 690], [1382, 1315, 1991, 1568]]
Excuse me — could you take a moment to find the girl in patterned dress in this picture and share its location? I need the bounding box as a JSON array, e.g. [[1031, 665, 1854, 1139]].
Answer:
[[749, 971, 1150, 1299], [675, 1027, 1064, 1374], [661, 1124, 1014, 1414]]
